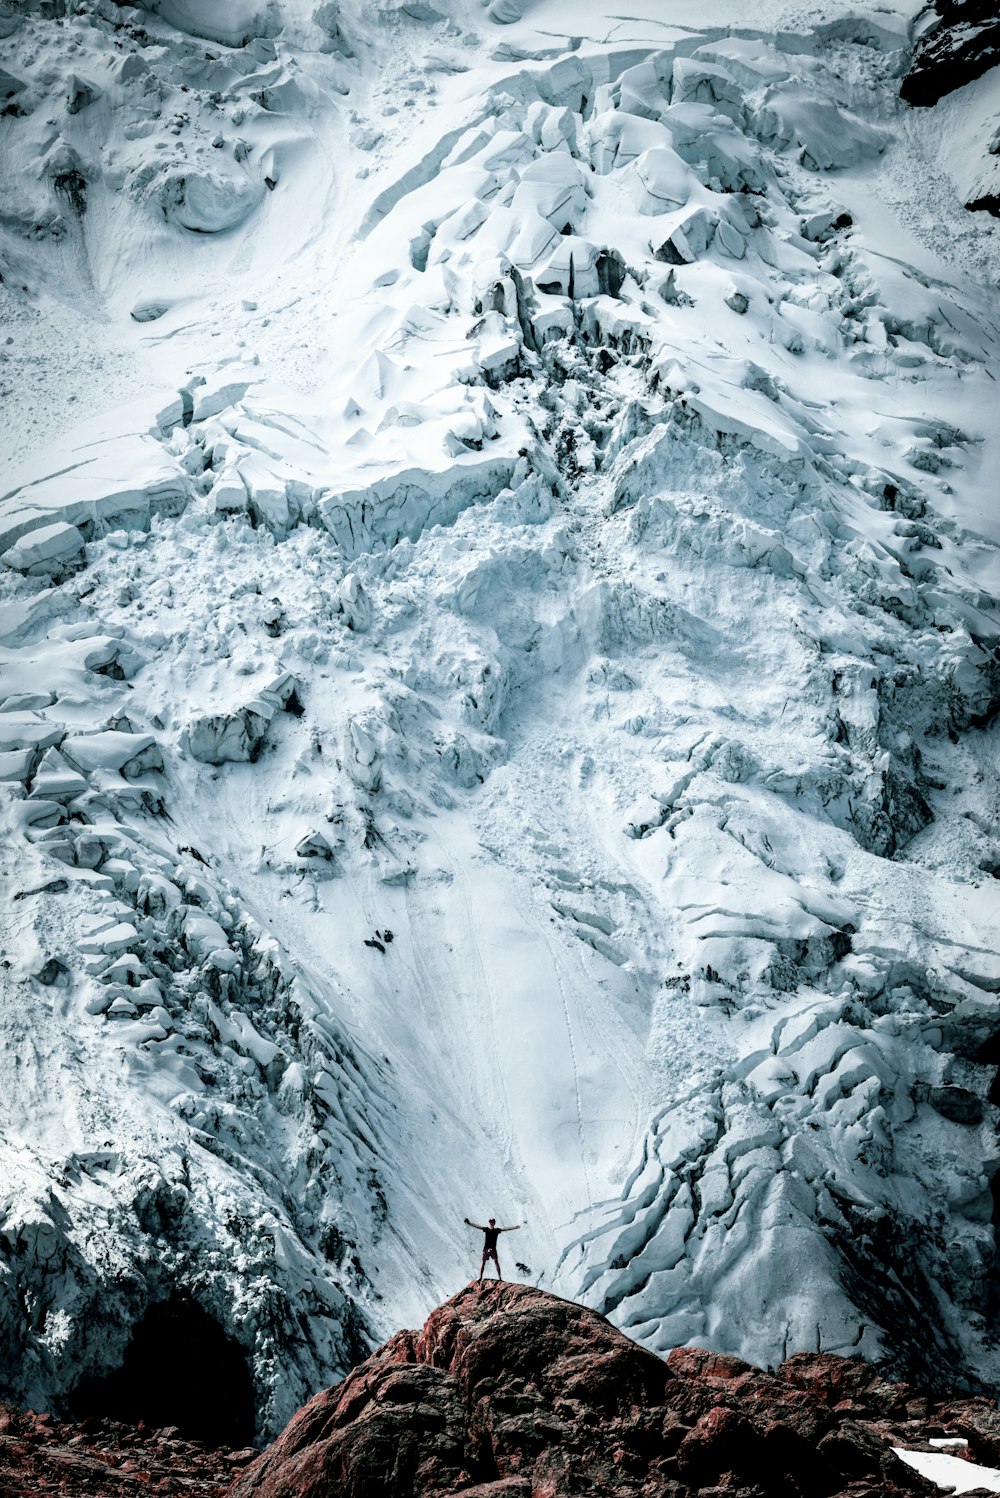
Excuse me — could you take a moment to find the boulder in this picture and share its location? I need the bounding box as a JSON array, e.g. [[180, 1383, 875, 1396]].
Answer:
[[666, 1347, 755, 1381], [933, 1399, 1000, 1465], [155, 170, 264, 234], [675, 1404, 764, 1482], [817, 1419, 926, 1487], [131, 299, 171, 323]]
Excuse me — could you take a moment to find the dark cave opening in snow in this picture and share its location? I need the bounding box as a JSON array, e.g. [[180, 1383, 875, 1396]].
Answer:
[[977, 1032, 1000, 1111], [71, 1297, 256, 1446]]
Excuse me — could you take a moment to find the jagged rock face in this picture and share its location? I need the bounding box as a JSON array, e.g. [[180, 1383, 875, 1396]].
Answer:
[[1, 0, 1000, 1448], [901, 0, 1000, 108], [900, 0, 1000, 218], [227, 1284, 1000, 1497]]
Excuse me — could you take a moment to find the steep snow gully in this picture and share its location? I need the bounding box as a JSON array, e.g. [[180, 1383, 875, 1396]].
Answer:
[[1, 0, 999, 1444]]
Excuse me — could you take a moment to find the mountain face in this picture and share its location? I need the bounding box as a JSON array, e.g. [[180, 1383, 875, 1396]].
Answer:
[[901, 0, 1000, 215], [901, 0, 1000, 109], [1, 0, 999, 1445]]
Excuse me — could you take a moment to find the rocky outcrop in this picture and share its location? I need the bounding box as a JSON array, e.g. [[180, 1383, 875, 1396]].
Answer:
[[901, 0, 1000, 107], [226, 1283, 1000, 1497]]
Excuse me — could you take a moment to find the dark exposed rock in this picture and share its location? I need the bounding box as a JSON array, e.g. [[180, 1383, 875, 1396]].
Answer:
[[595, 248, 626, 298], [901, 0, 1000, 108], [0, 1399, 236, 1496], [816, 1419, 923, 1487], [2, 1290, 998, 1498], [932, 1398, 1000, 1465], [675, 1405, 766, 1483], [778, 1352, 911, 1411], [966, 192, 1000, 217], [927, 1084, 984, 1125], [225, 1284, 1000, 1498]]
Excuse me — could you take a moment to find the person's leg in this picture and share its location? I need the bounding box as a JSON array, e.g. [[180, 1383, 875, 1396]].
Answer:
[[479, 1252, 487, 1283]]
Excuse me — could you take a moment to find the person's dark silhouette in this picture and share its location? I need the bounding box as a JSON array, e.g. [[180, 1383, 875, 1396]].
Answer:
[[464, 1215, 522, 1281]]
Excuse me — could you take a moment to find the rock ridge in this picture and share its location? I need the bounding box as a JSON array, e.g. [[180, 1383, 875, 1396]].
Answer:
[[226, 1282, 1000, 1497]]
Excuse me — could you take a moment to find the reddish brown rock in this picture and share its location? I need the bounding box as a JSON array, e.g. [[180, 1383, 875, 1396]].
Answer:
[[7, 1286, 988, 1498], [224, 1283, 981, 1498], [667, 1349, 756, 1383], [0, 1400, 233, 1496], [816, 1419, 934, 1489], [779, 1354, 900, 1408], [674, 1405, 764, 1484], [228, 1284, 672, 1498], [932, 1398, 1000, 1466]]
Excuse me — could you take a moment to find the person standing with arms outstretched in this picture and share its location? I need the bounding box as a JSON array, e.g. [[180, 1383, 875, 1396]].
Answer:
[[464, 1215, 523, 1282]]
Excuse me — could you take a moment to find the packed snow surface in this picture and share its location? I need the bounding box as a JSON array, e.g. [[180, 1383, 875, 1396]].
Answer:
[[894, 1447, 1000, 1495], [1, 0, 1000, 1441]]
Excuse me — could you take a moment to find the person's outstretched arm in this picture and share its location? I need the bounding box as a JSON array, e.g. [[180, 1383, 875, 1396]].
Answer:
[[464, 1217, 487, 1231], [497, 1223, 523, 1233]]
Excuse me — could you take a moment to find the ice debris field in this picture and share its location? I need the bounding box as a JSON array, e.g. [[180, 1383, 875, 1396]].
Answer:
[[1, 0, 999, 1445]]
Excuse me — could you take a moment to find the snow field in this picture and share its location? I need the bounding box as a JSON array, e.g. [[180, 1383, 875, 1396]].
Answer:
[[1, 0, 1000, 1439], [894, 1444, 1000, 1494]]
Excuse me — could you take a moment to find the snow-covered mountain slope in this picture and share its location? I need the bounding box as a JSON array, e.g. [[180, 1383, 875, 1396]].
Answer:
[[1, 0, 1000, 1440]]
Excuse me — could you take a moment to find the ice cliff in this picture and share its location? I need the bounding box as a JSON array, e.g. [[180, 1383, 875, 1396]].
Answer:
[[0, 0, 999, 1442]]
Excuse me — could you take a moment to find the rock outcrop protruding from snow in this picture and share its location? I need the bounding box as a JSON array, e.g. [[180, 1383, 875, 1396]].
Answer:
[[901, 0, 1000, 107], [900, 0, 1000, 218], [228, 1283, 1000, 1498]]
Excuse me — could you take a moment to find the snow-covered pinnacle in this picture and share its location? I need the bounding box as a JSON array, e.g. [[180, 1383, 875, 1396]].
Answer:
[[1, 0, 1000, 1444]]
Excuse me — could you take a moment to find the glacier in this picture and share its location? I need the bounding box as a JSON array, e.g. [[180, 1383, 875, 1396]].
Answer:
[[1, 0, 999, 1442]]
